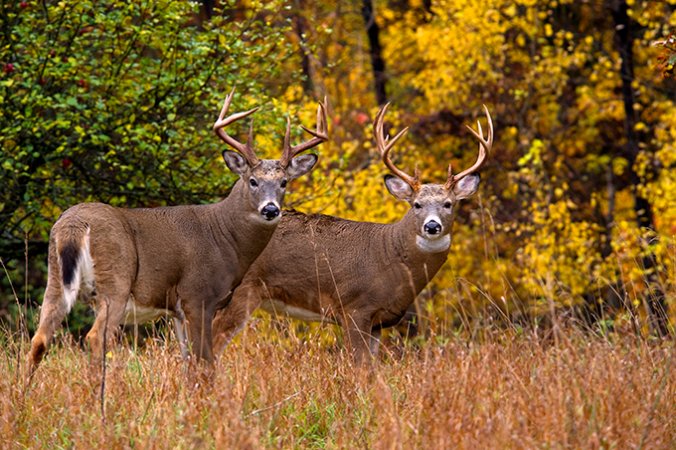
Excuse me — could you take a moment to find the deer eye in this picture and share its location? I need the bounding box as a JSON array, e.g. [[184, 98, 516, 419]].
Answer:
[[414, 202, 422, 209], [444, 201, 452, 209], [280, 179, 287, 188], [249, 178, 258, 188]]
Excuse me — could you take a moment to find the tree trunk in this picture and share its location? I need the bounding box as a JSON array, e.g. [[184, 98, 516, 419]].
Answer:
[[610, 0, 670, 337], [202, 0, 215, 20], [292, 0, 316, 95], [361, 0, 387, 105]]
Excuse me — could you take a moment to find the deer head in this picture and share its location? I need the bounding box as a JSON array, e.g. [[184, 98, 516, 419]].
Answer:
[[374, 104, 493, 253], [214, 88, 328, 224]]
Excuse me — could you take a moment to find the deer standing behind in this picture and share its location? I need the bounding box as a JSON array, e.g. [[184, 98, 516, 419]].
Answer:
[[27, 88, 328, 373], [212, 104, 493, 362]]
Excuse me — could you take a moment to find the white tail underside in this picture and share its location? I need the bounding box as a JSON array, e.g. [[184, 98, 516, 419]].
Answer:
[[62, 228, 95, 313]]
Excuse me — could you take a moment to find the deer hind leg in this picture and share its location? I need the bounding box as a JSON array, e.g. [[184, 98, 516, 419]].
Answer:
[[27, 264, 68, 373], [85, 281, 131, 366], [212, 285, 262, 355]]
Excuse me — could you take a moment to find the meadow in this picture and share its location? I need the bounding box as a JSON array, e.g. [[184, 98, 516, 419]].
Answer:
[[2, 320, 673, 449]]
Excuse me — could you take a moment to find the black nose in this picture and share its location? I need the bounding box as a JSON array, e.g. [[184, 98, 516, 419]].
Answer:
[[261, 203, 280, 220], [424, 220, 442, 235]]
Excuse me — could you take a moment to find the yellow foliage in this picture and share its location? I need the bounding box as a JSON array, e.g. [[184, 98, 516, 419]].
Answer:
[[519, 199, 605, 300]]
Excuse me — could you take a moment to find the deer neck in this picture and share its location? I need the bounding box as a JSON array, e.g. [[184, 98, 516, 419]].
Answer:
[[212, 180, 277, 262], [389, 210, 450, 269]]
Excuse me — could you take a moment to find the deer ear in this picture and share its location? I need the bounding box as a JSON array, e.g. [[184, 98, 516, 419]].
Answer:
[[453, 174, 480, 200], [222, 150, 249, 175], [286, 153, 318, 180], [384, 175, 414, 202]]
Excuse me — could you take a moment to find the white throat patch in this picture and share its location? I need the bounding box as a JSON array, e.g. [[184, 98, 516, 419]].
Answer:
[[416, 234, 451, 253]]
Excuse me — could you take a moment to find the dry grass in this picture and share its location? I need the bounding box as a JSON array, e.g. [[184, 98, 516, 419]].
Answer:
[[1, 324, 673, 449]]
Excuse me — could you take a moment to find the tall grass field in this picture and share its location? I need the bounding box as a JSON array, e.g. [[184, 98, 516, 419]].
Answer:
[[1, 318, 673, 449]]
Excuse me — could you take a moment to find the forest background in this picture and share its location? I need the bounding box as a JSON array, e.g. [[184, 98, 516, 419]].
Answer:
[[1, 0, 674, 340]]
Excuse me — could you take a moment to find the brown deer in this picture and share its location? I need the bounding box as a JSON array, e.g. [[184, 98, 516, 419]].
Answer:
[[27, 88, 328, 372], [211, 103, 493, 362]]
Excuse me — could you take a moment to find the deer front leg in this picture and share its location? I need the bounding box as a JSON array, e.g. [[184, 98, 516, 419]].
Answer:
[[27, 269, 69, 375], [183, 301, 215, 363], [172, 317, 189, 361], [342, 313, 376, 365], [212, 284, 262, 355], [369, 328, 382, 357]]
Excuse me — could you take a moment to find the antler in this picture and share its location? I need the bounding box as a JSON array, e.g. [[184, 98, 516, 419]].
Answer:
[[280, 98, 329, 168], [213, 87, 261, 166], [374, 103, 420, 191], [444, 105, 493, 189]]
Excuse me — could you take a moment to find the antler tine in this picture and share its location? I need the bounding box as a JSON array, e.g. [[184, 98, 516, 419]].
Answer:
[[213, 87, 260, 166], [280, 98, 329, 168], [374, 103, 419, 191], [445, 104, 493, 189], [246, 119, 254, 149]]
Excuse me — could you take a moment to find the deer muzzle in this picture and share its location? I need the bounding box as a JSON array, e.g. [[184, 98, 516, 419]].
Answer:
[[423, 219, 442, 236], [261, 202, 281, 221]]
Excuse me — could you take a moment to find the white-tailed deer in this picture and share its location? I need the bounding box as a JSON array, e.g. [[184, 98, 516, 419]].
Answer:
[[212, 104, 493, 362], [27, 88, 328, 372]]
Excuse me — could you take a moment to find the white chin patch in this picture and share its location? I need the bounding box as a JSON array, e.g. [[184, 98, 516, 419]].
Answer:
[[416, 234, 451, 253]]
